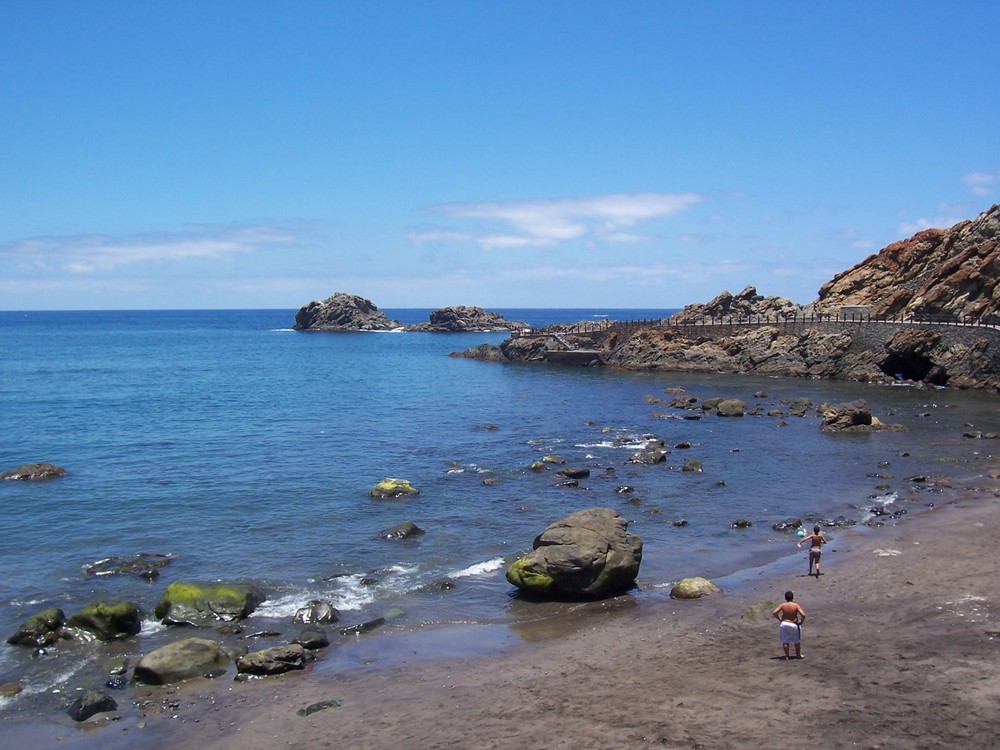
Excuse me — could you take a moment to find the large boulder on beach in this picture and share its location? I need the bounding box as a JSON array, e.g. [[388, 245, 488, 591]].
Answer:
[[407, 306, 528, 332], [133, 637, 229, 684], [236, 644, 306, 676], [1, 462, 67, 480], [153, 582, 265, 626], [293, 292, 402, 331], [66, 600, 142, 641], [506, 507, 643, 600], [6, 607, 66, 647]]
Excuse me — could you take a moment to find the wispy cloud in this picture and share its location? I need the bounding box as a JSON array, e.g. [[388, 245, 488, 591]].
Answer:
[[1, 223, 304, 275], [962, 170, 998, 197], [409, 192, 702, 249]]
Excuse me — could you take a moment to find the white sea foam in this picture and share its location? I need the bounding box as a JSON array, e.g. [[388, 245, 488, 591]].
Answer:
[[448, 557, 505, 579], [140, 617, 167, 635]]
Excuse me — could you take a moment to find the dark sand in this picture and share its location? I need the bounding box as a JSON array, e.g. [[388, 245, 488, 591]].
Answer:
[[5, 484, 1000, 750]]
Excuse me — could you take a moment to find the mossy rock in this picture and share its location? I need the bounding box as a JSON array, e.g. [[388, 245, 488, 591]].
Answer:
[[67, 600, 141, 641], [670, 576, 722, 599], [6, 607, 66, 647], [540, 455, 565, 465], [505, 557, 555, 592], [529, 461, 547, 472], [154, 582, 265, 625], [369, 477, 420, 499]]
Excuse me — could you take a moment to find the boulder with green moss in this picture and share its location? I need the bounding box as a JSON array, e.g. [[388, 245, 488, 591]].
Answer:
[[670, 576, 722, 599], [6, 607, 66, 647], [66, 600, 142, 641], [153, 582, 265, 626], [506, 507, 642, 600], [369, 477, 420, 499]]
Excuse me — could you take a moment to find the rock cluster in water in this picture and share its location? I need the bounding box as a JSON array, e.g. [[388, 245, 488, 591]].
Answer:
[[292, 292, 527, 332]]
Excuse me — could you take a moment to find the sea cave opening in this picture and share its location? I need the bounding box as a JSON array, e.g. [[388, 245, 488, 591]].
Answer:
[[879, 352, 949, 385]]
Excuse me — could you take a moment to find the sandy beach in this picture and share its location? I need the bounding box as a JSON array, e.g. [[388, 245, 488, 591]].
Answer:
[[6, 478, 1000, 750]]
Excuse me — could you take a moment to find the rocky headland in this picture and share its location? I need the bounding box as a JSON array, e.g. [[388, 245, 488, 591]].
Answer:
[[456, 204, 1000, 391], [292, 292, 526, 332]]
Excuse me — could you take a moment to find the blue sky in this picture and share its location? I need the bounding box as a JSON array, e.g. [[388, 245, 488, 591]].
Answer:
[[2, 1, 997, 311]]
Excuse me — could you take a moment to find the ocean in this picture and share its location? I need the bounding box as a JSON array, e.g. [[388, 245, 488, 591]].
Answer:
[[2, 308, 999, 705]]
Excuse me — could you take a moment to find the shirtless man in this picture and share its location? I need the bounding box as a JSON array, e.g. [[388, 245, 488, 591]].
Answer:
[[798, 525, 828, 577], [772, 590, 806, 659]]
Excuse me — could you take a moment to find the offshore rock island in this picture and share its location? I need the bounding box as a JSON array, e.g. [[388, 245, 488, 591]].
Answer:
[[455, 203, 1000, 391], [293, 293, 527, 332]]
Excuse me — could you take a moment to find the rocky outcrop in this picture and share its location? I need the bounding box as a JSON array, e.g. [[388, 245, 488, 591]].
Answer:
[[670, 285, 803, 323], [407, 306, 528, 332], [815, 204, 1000, 320], [505, 507, 642, 600], [1, 462, 67, 480], [293, 293, 402, 331]]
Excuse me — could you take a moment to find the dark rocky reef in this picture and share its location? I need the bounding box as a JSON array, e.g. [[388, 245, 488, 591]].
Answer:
[[293, 293, 526, 333], [293, 292, 402, 331], [406, 305, 528, 332]]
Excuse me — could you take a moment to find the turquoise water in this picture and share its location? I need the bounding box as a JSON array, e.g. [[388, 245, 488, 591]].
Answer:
[[2, 308, 1000, 702]]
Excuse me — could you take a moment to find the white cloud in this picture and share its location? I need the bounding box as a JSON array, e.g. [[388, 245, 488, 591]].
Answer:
[[412, 192, 702, 249], [962, 170, 997, 197], [0, 223, 303, 275]]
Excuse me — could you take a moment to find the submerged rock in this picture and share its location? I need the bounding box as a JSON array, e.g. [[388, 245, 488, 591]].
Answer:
[[378, 521, 425, 540], [506, 507, 643, 600], [369, 478, 420, 499], [84, 552, 172, 581], [1, 462, 67, 480]]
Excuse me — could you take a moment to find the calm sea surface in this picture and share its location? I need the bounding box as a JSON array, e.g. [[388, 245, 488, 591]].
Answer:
[[2, 308, 1000, 702]]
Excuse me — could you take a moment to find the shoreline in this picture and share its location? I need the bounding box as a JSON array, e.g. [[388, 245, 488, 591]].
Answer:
[[5, 478, 1000, 749]]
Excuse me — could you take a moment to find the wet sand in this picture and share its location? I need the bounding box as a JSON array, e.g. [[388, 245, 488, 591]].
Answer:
[[6, 484, 1000, 750]]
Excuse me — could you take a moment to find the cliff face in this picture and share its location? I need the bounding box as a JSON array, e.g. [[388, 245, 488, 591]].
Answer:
[[815, 204, 1000, 320]]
